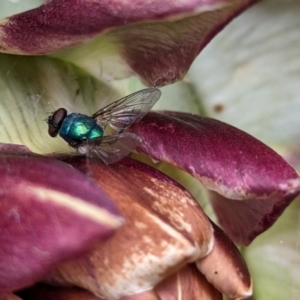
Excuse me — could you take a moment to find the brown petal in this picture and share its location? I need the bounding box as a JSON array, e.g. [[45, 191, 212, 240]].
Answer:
[[45, 156, 214, 299]]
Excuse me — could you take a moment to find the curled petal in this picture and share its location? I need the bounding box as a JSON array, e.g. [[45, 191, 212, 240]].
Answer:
[[46, 156, 213, 299], [129, 111, 300, 244], [0, 0, 258, 85], [0, 146, 122, 294], [196, 222, 252, 299]]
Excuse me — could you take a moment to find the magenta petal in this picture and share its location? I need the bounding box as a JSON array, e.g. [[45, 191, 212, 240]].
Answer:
[[0, 153, 122, 294], [129, 111, 300, 244]]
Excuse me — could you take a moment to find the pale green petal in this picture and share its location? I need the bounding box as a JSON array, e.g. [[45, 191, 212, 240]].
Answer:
[[152, 81, 202, 114], [0, 54, 117, 154], [0, 0, 42, 19], [188, 0, 300, 152], [51, 35, 130, 83], [244, 198, 300, 299], [112, 77, 202, 114]]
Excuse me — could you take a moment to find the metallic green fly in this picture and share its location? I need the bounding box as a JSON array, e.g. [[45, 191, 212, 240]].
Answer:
[[47, 88, 161, 164]]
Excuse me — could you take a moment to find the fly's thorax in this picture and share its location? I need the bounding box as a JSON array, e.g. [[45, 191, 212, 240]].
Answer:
[[59, 113, 104, 145]]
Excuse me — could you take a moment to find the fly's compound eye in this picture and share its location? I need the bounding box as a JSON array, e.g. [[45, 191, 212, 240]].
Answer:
[[47, 108, 67, 137]]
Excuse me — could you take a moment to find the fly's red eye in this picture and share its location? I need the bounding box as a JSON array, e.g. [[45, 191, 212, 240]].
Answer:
[[48, 108, 67, 137], [52, 108, 67, 126]]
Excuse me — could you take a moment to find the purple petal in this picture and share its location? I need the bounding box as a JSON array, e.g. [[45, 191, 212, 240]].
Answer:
[[0, 0, 258, 85], [0, 0, 258, 54], [0, 149, 122, 294], [129, 111, 300, 244]]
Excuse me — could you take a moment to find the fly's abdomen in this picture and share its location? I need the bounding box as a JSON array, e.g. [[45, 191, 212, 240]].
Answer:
[[59, 113, 103, 145]]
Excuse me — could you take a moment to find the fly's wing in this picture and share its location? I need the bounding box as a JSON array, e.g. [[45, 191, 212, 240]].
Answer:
[[92, 88, 161, 133], [78, 132, 142, 164]]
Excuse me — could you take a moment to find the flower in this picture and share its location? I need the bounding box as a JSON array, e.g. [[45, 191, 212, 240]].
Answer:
[[0, 0, 299, 299], [1, 145, 255, 299]]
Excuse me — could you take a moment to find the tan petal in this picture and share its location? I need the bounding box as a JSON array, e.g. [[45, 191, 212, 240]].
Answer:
[[155, 264, 222, 300], [196, 222, 252, 299]]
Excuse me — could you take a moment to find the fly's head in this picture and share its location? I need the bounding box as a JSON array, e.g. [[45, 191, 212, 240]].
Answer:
[[47, 108, 67, 137]]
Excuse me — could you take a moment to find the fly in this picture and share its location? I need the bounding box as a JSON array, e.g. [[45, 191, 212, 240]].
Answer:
[[47, 88, 161, 164]]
